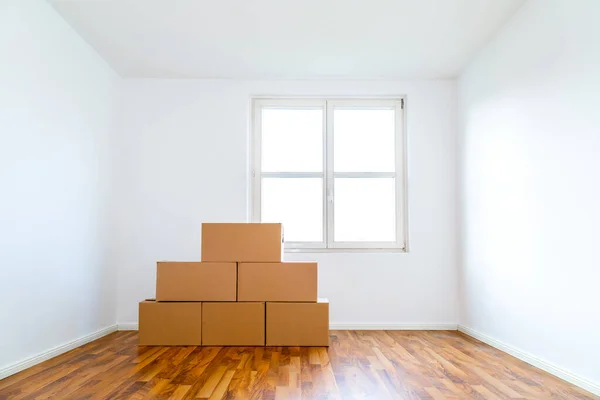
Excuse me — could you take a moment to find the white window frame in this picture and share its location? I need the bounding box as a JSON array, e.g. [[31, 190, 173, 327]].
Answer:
[[251, 97, 407, 252]]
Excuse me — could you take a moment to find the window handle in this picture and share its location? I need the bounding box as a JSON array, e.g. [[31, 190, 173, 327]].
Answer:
[[327, 188, 334, 203]]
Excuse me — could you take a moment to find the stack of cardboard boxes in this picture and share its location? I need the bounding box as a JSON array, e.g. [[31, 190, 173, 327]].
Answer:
[[139, 223, 329, 346]]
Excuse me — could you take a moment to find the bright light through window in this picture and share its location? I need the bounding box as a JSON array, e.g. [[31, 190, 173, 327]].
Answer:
[[334, 178, 396, 242], [261, 177, 323, 242], [334, 109, 395, 173], [262, 109, 323, 173]]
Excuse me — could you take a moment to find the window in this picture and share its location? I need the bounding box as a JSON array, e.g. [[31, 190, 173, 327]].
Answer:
[[252, 98, 406, 251]]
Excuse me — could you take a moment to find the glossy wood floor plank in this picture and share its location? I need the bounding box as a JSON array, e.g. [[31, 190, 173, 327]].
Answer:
[[0, 331, 596, 399]]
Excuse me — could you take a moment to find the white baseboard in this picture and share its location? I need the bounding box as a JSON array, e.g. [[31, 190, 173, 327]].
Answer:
[[329, 323, 458, 330], [0, 324, 118, 381], [458, 325, 600, 397], [118, 322, 457, 331], [118, 322, 138, 331]]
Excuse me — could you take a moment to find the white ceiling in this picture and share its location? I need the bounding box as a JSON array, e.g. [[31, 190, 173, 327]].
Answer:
[[50, 0, 525, 79]]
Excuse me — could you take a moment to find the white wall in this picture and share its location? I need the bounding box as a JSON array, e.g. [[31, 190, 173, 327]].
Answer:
[[115, 79, 458, 327], [0, 1, 118, 372], [458, 0, 600, 389]]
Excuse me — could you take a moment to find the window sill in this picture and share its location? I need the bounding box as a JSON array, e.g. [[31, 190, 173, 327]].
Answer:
[[285, 247, 407, 254]]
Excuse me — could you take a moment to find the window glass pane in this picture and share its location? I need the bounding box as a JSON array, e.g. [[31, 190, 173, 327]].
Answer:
[[262, 108, 323, 172], [334, 109, 395, 172], [261, 178, 323, 242], [334, 178, 396, 242]]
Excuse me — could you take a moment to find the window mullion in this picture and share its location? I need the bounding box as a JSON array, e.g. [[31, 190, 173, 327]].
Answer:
[[261, 172, 323, 178], [332, 172, 396, 178], [325, 101, 335, 248]]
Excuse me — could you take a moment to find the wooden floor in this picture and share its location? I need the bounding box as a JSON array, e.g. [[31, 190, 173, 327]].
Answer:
[[0, 331, 596, 399]]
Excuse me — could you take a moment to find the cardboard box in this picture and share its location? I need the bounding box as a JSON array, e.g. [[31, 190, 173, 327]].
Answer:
[[201, 223, 283, 262], [138, 300, 202, 346], [266, 299, 329, 346], [156, 261, 236, 302], [238, 262, 317, 302], [202, 302, 265, 346]]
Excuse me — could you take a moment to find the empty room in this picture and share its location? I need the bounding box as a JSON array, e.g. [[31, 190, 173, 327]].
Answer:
[[1, 0, 599, 398]]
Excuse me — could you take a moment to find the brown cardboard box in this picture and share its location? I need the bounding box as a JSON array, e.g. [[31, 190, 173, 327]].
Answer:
[[138, 300, 202, 346], [202, 302, 265, 346], [266, 299, 329, 346], [238, 262, 317, 302], [201, 223, 283, 262], [156, 261, 236, 301]]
